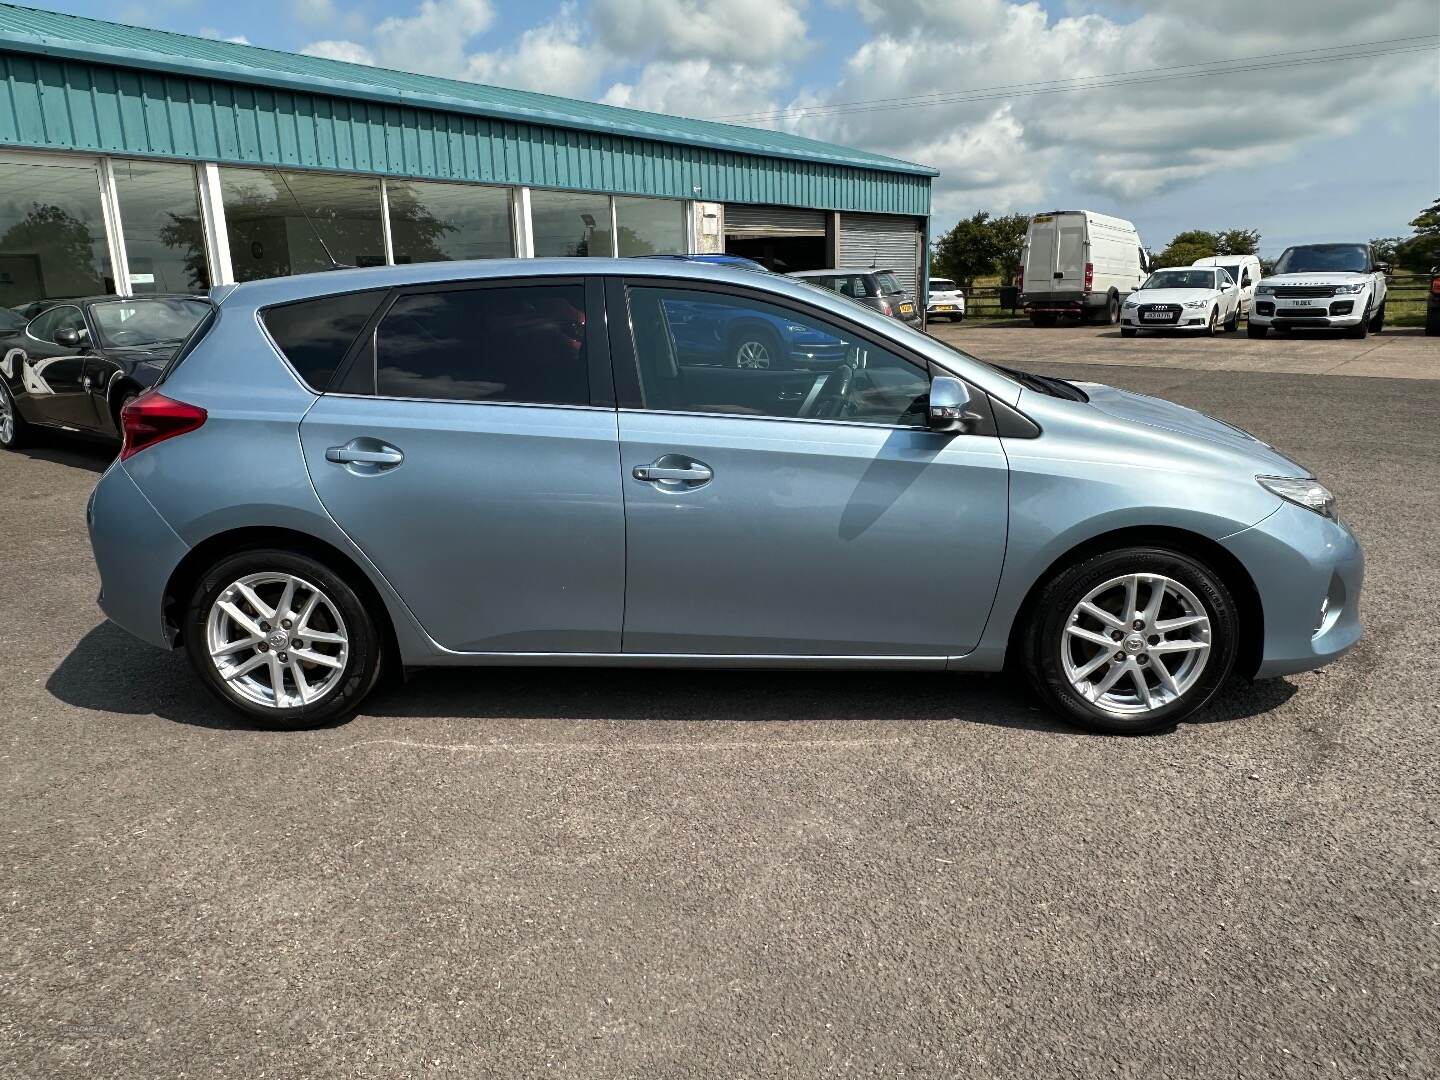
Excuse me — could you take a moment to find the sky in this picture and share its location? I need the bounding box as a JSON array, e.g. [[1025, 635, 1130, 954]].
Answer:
[[24, 0, 1440, 256]]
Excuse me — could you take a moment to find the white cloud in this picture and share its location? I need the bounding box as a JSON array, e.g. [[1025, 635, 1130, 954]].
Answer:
[[591, 0, 810, 66], [300, 39, 375, 65], [602, 59, 785, 119], [300, 0, 495, 80], [466, 8, 600, 98]]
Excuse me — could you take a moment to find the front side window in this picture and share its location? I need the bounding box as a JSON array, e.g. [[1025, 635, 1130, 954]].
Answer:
[[375, 284, 588, 405], [627, 286, 930, 426], [30, 306, 87, 345]]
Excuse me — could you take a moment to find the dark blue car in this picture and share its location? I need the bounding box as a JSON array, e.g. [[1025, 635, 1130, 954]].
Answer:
[[640, 254, 847, 369]]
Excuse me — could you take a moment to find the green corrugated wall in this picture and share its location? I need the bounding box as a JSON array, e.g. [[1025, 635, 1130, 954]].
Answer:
[[0, 51, 931, 217]]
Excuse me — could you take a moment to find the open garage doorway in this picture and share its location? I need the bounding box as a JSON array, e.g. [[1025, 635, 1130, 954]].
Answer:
[[724, 204, 830, 274]]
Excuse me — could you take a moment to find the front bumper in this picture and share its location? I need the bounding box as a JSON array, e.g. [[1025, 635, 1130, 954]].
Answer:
[[1121, 307, 1214, 330], [88, 461, 190, 649], [1221, 500, 1364, 678], [1250, 296, 1367, 328]]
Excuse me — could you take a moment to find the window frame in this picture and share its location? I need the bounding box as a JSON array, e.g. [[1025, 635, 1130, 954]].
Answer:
[[324, 275, 614, 410], [607, 275, 996, 434]]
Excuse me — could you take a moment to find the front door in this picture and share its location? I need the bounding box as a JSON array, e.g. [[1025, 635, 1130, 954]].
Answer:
[[299, 278, 625, 654], [17, 306, 98, 428], [614, 282, 1009, 657]]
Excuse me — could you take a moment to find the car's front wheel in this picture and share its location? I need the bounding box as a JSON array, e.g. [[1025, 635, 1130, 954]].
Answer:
[[729, 326, 784, 370], [184, 548, 384, 729], [1223, 305, 1239, 332], [1023, 547, 1239, 734]]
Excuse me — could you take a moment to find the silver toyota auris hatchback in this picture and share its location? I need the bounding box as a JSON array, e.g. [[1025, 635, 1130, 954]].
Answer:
[[84, 259, 1363, 734]]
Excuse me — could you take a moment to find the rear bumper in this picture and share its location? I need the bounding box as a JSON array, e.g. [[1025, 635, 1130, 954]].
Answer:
[[1022, 291, 1101, 314], [87, 462, 189, 649], [1221, 501, 1364, 678]]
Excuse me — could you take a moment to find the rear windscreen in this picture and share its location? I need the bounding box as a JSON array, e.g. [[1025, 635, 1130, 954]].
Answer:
[[875, 272, 903, 295], [261, 290, 385, 392]]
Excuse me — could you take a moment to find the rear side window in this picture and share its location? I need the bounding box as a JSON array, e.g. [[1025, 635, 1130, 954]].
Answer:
[[375, 284, 588, 405], [874, 272, 902, 296], [263, 290, 385, 391]]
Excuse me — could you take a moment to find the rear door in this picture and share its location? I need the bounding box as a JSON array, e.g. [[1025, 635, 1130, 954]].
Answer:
[[1055, 214, 1087, 293], [297, 277, 626, 654], [1024, 216, 1057, 296]]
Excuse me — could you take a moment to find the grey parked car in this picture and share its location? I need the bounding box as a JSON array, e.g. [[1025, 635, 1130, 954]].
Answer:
[[789, 268, 922, 327], [84, 259, 1362, 734]]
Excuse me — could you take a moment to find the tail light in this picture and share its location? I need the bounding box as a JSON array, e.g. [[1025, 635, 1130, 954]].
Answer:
[[1083, 262, 1094, 291], [879, 299, 894, 315], [120, 391, 207, 461], [1431, 275, 1440, 296], [1017, 268, 1024, 291]]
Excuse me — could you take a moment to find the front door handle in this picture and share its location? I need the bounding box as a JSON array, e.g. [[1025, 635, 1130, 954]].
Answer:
[[326, 439, 404, 472], [632, 455, 713, 487]]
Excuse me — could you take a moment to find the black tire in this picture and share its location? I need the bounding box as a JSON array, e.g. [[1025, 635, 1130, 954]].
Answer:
[[184, 548, 384, 730], [1345, 303, 1370, 339], [1203, 308, 1217, 336], [112, 390, 138, 442], [1022, 547, 1240, 735], [1247, 323, 1267, 339], [1099, 292, 1120, 325], [1223, 305, 1239, 333], [1120, 327, 1138, 338], [1426, 315, 1440, 337], [0, 380, 32, 451], [727, 324, 785, 370], [952, 313, 965, 323], [1368, 302, 1385, 333]]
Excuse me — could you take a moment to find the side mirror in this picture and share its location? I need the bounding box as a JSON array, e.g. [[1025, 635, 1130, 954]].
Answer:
[[928, 375, 980, 433], [53, 327, 80, 348], [1375, 263, 1391, 276]]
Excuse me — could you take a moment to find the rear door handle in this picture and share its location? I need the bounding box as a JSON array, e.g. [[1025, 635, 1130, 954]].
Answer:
[[326, 439, 404, 471]]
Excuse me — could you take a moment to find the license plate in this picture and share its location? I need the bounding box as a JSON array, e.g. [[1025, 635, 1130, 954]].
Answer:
[[1143, 312, 1171, 321], [934, 304, 956, 311], [899, 303, 914, 314]]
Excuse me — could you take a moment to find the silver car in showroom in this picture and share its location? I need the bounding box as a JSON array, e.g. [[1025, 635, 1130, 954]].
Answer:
[[82, 258, 1363, 734]]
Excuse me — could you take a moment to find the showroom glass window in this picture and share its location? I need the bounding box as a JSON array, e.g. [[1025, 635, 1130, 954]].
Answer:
[[530, 190, 613, 257], [374, 283, 589, 405], [219, 167, 386, 282], [387, 179, 514, 264], [614, 196, 685, 257], [626, 286, 931, 425], [0, 160, 113, 308], [112, 160, 210, 293]]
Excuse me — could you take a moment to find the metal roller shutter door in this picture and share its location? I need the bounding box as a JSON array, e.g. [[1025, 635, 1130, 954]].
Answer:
[[838, 213, 923, 300], [724, 204, 828, 236]]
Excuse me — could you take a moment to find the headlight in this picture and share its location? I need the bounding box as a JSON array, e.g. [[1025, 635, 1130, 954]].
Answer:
[[785, 324, 809, 333], [1333, 283, 1366, 295], [1183, 299, 1211, 309], [1255, 285, 1274, 296], [1122, 299, 1138, 309], [1257, 475, 1338, 520]]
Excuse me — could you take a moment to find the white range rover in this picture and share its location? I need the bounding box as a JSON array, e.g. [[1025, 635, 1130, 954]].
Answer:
[[1249, 243, 1388, 339]]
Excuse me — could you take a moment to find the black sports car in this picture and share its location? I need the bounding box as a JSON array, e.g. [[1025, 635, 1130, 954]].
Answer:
[[0, 294, 211, 450]]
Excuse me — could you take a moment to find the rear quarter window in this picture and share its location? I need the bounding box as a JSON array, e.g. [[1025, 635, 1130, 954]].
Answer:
[[261, 290, 386, 392]]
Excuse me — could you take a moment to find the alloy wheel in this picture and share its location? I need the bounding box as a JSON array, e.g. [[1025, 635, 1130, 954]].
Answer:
[[205, 571, 349, 709], [735, 340, 772, 369], [0, 386, 13, 445], [1060, 572, 1212, 716]]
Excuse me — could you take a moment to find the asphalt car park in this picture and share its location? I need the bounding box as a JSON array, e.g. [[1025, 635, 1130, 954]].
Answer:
[[2, 335, 1438, 1077]]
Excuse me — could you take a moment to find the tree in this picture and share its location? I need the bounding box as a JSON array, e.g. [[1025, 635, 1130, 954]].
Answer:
[[1369, 236, 1404, 266], [1152, 230, 1220, 269], [989, 213, 1030, 286], [1395, 197, 1440, 271], [933, 211, 1001, 288], [1216, 229, 1260, 255]]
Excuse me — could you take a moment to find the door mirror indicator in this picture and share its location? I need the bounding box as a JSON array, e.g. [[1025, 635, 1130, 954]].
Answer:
[[53, 327, 80, 347], [928, 375, 980, 433]]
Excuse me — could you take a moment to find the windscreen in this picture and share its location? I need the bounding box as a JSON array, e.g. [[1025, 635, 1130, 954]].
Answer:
[[875, 272, 904, 296], [1141, 269, 1217, 290], [929, 279, 957, 291], [91, 298, 211, 349], [1272, 245, 1370, 275]]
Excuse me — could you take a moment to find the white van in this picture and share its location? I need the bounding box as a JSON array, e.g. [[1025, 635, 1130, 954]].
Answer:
[[1020, 210, 1147, 325], [1192, 254, 1263, 318]]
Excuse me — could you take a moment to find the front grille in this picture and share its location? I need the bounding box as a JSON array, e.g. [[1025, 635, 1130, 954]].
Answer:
[[1275, 286, 1337, 299], [1138, 304, 1180, 322], [1277, 308, 1327, 319]]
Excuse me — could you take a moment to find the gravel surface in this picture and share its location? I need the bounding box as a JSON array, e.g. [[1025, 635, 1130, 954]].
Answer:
[[2, 360, 1437, 1079]]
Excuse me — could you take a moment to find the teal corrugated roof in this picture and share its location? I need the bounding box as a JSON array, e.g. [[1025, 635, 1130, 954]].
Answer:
[[0, 2, 936, 178]]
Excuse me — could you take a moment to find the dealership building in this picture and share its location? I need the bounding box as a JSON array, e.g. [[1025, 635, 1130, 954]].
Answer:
[[0, 4, 934, 314]]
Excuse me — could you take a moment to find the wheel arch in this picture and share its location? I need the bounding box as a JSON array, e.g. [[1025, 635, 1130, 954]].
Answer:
[[162, 525, 403, 681], [1004, 524, 1264, 678]]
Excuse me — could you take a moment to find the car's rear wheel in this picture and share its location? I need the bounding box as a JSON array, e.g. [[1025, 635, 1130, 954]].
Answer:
[[1023, 547, 1239, 734], [1097, 293, 1119, 325], [0, 381, 31, 450], [185, 548, 383, 729]]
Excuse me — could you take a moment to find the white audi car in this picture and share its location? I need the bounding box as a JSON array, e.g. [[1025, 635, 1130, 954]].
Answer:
[[1120, 267, 1241, 336]]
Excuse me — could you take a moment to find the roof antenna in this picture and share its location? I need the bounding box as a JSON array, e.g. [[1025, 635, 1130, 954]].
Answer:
[[275, 170, 352, 271]]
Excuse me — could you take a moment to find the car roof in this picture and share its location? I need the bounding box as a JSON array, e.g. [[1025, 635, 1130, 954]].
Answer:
[[788, 268, 896, 278], [30, 293, 209, 308]]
